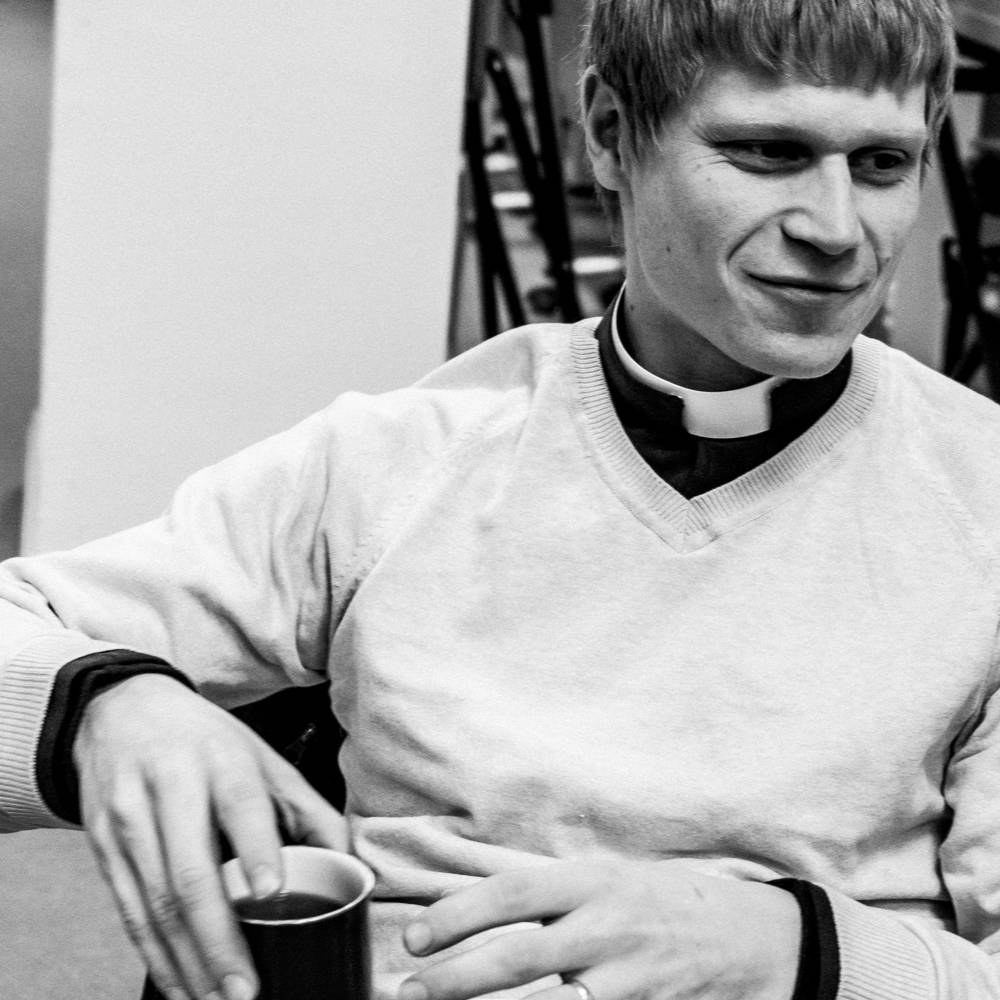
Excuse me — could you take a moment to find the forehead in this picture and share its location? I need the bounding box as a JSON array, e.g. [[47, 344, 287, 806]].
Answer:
[[677, 65, 929, 149]]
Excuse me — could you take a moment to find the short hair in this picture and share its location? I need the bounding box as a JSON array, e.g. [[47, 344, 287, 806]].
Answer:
[[583, 0, 957, 161]]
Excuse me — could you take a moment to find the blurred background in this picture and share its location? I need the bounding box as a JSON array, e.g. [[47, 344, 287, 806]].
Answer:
[[1, 1, 1000, 996]]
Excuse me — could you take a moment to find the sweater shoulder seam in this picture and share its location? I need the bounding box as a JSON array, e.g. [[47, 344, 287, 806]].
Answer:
[[327, 340, 568, 615]]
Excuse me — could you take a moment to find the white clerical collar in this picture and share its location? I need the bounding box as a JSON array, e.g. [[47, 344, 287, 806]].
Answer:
[[609, 288, 785, 439]]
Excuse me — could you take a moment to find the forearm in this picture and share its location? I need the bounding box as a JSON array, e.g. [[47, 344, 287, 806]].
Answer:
[[0, 431, 338, 827]]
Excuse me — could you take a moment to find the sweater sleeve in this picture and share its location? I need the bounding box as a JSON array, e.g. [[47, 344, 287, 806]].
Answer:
[[0, 362, 504, 834], [0, 396, 410, 832], [819, 889, 1000, 999], [815, 662, 1000, 999]]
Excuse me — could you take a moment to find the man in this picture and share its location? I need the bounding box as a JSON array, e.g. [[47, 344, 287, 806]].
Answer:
[[0, 1, 994, 999]]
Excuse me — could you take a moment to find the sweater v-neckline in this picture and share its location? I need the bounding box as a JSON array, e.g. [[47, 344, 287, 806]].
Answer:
[[569, 319, 882, 550]]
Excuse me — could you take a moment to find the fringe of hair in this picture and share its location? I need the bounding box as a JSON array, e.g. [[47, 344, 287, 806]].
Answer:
[[584, 0, 956, 158]]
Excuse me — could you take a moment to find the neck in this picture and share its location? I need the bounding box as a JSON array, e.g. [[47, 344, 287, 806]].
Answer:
[[610, 289, 784, 439], [619, 262, 769, 389]]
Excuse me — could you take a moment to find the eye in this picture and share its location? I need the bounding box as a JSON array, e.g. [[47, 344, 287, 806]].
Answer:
[[849, 148, 913, 186], [721, 141, 810, 173]]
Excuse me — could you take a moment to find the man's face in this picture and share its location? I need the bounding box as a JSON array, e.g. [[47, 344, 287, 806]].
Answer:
[[591, 66, 930, 388]]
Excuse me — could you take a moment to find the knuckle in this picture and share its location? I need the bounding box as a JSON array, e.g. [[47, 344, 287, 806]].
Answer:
[[149, 753, 197, 787], [83, 827, 112, 869], [109, 811, 143, 846], [171, 864, 219, 903], [218, 777, 267, 813], [494, 871, 535, 914], [150, 975, 187, 1000], [104, 786, 147, 830], [118, 904, 151, 947], [112, 820, 155, 865], [496, 936, 546, 980], [199, 932, 246, 973], [591, 859, 629, 892], [146, 887, 185, 934], [263, 749, 308, 781], [205, 728, 251, 762]]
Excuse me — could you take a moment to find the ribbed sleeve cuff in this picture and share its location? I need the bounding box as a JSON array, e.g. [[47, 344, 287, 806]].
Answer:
[[826, 890, 935, 999], [0, 633, 126, 829], [38, 649, 194, 824], [771, 878, 839, 1000]]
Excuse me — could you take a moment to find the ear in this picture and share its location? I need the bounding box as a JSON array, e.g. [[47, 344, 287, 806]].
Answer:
[[581, 67, 630, 192]]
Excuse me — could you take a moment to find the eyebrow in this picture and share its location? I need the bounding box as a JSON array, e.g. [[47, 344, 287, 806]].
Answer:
[[699, 121, 929, 149]]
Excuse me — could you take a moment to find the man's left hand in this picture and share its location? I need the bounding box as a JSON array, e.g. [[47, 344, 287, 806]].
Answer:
[[400, 859, 801, 1000]]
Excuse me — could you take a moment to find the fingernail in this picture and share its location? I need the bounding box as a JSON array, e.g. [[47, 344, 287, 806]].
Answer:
[[223, 974, 257, 1000], [165, 989, 189, 1000], [404, 921, 432, 955], [399, 980, 429, 1000], [250, 865, 281, 898]]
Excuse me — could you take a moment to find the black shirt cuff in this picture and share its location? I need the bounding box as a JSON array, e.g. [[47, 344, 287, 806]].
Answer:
[[770, 878, 839, 1000], [37, 649, 195, 824]]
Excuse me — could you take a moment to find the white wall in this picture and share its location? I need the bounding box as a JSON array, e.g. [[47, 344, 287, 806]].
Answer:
[[24, 1, 470, 552]]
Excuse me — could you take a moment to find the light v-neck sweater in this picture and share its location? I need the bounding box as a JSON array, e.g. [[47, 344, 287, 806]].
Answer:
[[2, 321, 1000, 999]]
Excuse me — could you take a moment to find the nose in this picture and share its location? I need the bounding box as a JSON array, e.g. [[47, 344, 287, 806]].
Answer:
[[781, 156, 864, 257]]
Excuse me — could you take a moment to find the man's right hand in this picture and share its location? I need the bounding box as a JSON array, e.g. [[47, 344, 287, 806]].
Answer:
[[73, 673, 349, 1000]]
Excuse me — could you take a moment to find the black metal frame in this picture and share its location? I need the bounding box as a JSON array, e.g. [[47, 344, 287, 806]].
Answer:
[[463, 0, 582, 340], [938, 35, 1000, 398]]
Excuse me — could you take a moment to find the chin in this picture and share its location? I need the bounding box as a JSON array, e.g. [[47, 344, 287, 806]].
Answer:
[[736, 331, 857, 382]]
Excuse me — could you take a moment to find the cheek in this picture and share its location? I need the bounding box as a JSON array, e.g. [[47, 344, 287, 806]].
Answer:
[[683, 178, 766, 261], [642, 198, 738, 264], [636, 168, 730, 245], [629, 172, 760, 296], [865, 188, 923, 263]]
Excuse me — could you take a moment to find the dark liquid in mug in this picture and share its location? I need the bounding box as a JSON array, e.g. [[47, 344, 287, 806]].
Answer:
[[234, 891, 346, 921]]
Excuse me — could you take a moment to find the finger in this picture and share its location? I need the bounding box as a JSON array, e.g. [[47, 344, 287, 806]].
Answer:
[[550, 959, 639, 1000], [99, 795, 233, 1000], [526, 966, 641, 1000], [88, 815, 193, 1000], [524, 973, 596, 1000], [401, 923, 587, 1000], [151, 769, 259, 1000], [212, 763, 285, 899], [262, 755, 350, 851], [85, 765, 219, 998], [405, 864, 586, 956], [525, 978, 602, 1000]]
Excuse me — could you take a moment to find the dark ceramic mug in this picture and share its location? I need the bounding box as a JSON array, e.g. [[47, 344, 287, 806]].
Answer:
[[142, 845, 375, 1000], [224, 846, 375, 1000]]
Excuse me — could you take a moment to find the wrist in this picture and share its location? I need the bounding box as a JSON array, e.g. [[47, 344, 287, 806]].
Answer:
[[770, 879, 839, 1000], [746, 881, 802, 1000], [74, 672, 192, 757], [39, 654, 194, 822]]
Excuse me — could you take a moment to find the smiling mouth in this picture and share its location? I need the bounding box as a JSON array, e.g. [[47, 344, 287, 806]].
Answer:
[[749, 274, 864, 295]]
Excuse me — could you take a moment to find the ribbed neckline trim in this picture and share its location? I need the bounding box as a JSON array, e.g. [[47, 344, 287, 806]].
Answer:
[[570, 320, 883, 545]]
